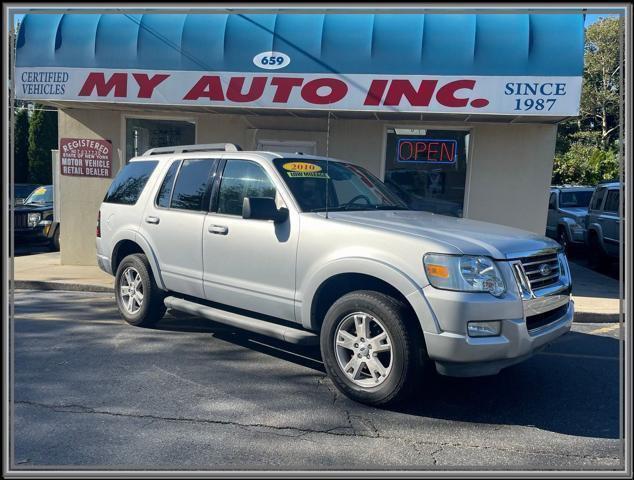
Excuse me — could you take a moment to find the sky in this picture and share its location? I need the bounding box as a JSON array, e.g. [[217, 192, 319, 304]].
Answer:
[[12, 11, 618, 27]]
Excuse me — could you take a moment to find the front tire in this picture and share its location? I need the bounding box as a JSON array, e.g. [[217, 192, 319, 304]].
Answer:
[[115, 253, 166, 327], [557, 227, 569, 253], [320, 290, 424, 407]]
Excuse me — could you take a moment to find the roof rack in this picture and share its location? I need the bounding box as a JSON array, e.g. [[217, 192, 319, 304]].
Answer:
[[142, 143, 242, 156]]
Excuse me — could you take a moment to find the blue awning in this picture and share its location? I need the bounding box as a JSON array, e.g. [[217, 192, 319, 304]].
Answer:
[[16, 13, 584, 76]]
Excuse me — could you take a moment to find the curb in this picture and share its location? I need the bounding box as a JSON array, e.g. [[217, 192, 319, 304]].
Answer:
[[14, 280, 114, 294], [573, 310, 620, 324]]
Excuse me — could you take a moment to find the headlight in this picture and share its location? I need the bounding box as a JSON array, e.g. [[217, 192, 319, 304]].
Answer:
[[27, 212, 41, 227], [423, 254, 506, 297]]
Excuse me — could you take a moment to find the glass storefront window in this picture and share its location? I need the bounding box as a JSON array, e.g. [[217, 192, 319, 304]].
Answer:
[[383, 128, 469, 218], [125, 118, 196, 161]]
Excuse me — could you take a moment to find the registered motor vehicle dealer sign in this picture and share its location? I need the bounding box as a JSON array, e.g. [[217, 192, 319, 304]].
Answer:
[[60, 138, 112, 178]]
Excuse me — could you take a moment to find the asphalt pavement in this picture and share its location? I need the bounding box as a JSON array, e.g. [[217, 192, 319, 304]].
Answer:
[[11, 290, 623, 471]]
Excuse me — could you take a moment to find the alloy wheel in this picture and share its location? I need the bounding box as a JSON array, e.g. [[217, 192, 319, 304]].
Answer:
[[334, 312, 393, 388]]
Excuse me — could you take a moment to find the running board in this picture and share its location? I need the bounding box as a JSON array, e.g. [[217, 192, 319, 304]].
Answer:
[[164, 296, 318, 346]]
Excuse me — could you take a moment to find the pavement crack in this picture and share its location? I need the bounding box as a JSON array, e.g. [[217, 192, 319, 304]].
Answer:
[[16, 399, 368, 440]]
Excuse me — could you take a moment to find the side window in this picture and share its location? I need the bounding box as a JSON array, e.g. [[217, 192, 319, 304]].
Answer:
[[170, 159, 216, 211], [155, 160, 181, 208], [548, 193, 557, 210], [103, 161, 158, 205], [217, 160, 277, 216], [590, 188, 606, 211], [603, 190, 619, 214]]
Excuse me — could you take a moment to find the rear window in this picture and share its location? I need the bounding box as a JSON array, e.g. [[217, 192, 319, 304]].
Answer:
[[103, 161, 158, 205]]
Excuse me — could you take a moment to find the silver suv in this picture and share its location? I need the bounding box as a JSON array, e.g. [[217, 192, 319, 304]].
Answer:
[[546, 186, 594, 251], [586, 181, 621, 259], [97, 143, 573, 406]]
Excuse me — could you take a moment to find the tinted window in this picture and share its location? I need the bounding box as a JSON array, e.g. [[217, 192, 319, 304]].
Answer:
[[156, 160, 181, 208], [217, 160, 276, 216], [103, 161, 157, 205], [603, 190, 619, 213], [170, 159, 215, 211], [590, 188, 607, 210], [559, 191, 593, 207]]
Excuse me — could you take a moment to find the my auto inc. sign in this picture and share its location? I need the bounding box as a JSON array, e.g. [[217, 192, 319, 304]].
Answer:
[[16, 67, 582, 116], [60, 138, 112, 178]]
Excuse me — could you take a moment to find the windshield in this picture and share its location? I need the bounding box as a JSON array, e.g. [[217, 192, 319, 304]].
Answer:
[[559, 191, 593, 208], [15, 185, 39, 198], [273, 158, 407, 212], [24, 185, 53, 204]]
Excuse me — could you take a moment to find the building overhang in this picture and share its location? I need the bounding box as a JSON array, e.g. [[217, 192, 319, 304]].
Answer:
[[15, 12, 584, 121]]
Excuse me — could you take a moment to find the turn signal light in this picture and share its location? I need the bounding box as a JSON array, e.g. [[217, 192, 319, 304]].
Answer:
[[96, 210, 101, 238], [425, 264, 449, 279]]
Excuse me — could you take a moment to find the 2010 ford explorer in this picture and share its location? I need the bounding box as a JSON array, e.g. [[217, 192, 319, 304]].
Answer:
[[97, 143, 573, 406]]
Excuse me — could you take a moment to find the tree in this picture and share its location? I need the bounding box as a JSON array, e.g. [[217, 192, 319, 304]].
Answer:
[[14, 107, 29, 182], [28, 105, 58, 184], [552, 143, 619, 185], [579, 17, 621, 149]]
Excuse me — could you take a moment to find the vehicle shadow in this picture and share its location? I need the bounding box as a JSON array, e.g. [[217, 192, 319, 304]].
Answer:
[[153, 311, 621, 440]]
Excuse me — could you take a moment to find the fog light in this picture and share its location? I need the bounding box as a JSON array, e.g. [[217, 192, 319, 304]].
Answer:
[[467, 321, 501, 337]]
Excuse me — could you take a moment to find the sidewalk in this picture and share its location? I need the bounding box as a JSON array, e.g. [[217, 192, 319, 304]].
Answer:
[[13, 252, 113, 293], [13, 252, 621, 322]]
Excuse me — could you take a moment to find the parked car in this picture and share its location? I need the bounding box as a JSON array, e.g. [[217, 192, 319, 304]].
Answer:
[[14, 185, 60, 251], [14, 183, 40, 206], [546, 185, 594, 251], [97, 143, 573, 406], [586, 181, 621, 260]]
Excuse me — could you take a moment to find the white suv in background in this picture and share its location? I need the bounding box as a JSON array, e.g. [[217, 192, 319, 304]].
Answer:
[[97, 143, 573, 406]]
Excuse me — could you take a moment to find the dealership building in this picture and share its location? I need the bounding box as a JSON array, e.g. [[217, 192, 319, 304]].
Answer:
[[15, 12, 584, 265]]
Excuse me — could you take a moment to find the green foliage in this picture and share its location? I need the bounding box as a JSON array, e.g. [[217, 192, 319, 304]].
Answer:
[[14, 108, 30, 183], [552, 143, 619, 186], [554, 17, 622, 185], [28, 105, 58, 184]]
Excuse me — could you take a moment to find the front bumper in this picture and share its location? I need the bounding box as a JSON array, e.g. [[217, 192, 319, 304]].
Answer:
[[14, 226, 50, 243], [420, 249, 573, 377], [426, 300, 573, 376]]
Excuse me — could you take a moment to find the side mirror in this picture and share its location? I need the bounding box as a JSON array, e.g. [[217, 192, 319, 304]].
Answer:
[[242, 197, 288, 223]]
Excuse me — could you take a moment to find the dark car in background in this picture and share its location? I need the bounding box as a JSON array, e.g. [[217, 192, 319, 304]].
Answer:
[[546, 186, 594, 251], [14, 185, 60, 251], [586, 181, 621, 260], [14, 183, 40, 206]]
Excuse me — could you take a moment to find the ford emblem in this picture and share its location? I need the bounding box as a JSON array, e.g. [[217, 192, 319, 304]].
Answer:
[[539, 264, 552, 276]]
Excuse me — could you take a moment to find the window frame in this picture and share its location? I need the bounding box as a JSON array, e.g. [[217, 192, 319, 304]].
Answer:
[[211, 158, 279, 217], [590, 187, 607, 211]]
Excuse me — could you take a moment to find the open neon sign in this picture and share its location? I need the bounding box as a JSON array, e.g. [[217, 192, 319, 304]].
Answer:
[[397, 138, 457, 164]]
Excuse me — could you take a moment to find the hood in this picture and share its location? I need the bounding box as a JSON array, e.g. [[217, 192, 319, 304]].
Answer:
[[559, 207, 588, 219], [326, 210, 560, 260], [14, 203, 53, 213]]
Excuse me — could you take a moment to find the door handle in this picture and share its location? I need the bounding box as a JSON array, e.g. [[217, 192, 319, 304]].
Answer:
[[145, 216, 160, 224], [208, 225, 228, 235]]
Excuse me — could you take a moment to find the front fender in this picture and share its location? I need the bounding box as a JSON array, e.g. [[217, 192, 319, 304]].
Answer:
[[298, 256, 438, 334]]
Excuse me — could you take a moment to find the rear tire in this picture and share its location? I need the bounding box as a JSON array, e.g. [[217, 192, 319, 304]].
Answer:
[[49, 226, 60, 252], [320, 290, 425, 407], [115, 253, 166, 327]]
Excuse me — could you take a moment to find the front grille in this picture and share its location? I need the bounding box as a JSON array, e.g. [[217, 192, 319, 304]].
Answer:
[[526, 303, 569, 332], [15, 213, 28, 228], [519, 253, 561, 291]]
